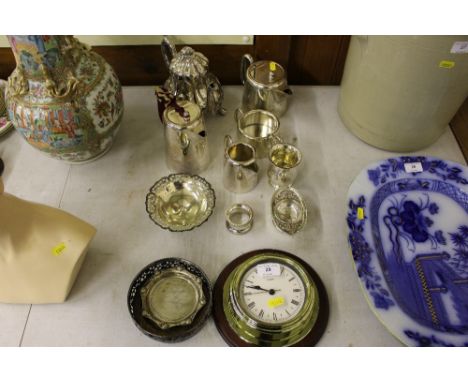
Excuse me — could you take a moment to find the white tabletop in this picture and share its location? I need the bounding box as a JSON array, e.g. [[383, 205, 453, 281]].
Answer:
[[0, 86, 466, 346]]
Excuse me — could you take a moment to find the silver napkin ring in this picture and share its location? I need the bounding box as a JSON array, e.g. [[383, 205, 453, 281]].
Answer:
[[225, 203, 254, 235]]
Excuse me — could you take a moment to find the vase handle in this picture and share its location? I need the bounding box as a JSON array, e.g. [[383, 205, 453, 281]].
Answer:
[[162, 36, 178, 69]]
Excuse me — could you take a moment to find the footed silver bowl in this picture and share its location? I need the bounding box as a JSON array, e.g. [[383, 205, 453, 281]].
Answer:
[[146, 173, 215, 232]]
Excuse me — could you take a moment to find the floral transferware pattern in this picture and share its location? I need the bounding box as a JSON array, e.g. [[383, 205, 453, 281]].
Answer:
[[347, 156, 468, 346]]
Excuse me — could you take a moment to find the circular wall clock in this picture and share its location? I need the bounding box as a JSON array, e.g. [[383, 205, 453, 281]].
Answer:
[[213, 249, 329, 346]]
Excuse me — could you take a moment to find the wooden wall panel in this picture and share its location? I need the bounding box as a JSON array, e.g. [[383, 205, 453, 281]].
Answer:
[[93, 44, 254, 86], [450, 98, 468, 162], [0, 44, 254, 86], [0, 36, 349, 86], [254, 35, 291, 69], [0, 48, 14, 80], [288, 35, 351, 85]]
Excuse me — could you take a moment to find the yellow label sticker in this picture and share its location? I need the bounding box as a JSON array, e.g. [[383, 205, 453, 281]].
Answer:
[[52, 242, 66, 256], [357, 207, 365, 220], [268, 296, 285, 308], [439, 60, 455, 69], [269, 61, 277, 72]]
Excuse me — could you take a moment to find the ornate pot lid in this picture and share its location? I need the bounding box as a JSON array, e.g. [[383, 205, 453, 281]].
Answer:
[[169, 47, 208, 79]]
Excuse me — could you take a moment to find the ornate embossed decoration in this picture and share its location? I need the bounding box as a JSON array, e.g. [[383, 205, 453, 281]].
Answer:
[[347, 156, 468, 346], [4, 35, 123, 162]]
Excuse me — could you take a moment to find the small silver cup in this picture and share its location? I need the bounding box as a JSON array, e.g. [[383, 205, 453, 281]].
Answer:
[[223, 135, 259, 193], [267, 143, 302, 188]]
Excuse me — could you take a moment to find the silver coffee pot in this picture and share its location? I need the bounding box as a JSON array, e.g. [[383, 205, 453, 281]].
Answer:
[[240, 54, 292, 117], [161, 37, 226, 116]]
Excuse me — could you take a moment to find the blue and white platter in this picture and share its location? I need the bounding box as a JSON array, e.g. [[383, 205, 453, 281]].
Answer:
[[347, 156, 468, 346]]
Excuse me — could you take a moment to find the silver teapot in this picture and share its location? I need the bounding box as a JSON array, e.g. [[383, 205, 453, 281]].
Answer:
[[240, 54, 292, 117], [160, 37, 226, 116]]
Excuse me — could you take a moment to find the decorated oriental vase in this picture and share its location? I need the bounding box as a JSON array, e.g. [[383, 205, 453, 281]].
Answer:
[[5, 35, 123, 162]]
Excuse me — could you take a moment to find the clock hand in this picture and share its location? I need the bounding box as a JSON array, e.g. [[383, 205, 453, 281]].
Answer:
[[246, 285, 281, 295], [244, 291, 272, 295]]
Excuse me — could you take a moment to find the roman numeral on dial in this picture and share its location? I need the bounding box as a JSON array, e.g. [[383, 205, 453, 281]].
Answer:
[[259, 309, 264, 318], [293, 289, 301, 293], [273, 312, 277, 321], [248, 301, 255, 309], [291, 299, 300, 306]]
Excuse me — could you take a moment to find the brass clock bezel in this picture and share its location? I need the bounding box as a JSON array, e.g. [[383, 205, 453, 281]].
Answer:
[[213, 249, 329, 347]]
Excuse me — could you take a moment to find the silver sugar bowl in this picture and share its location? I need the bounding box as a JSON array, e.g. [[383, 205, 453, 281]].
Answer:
[[161, 37, 226, 116]]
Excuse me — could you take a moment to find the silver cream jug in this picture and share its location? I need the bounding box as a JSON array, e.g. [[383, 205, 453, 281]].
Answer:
[[223, 135, 259, 193], [240, 54, 292, 117], [163, 100, 210, 174]]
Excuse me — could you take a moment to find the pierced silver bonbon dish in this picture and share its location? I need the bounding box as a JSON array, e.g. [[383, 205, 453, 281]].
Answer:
[[146, 173, 215, 232]]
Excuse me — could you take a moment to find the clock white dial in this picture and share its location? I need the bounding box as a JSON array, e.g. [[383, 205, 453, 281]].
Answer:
[[239, 263, 306, 324]]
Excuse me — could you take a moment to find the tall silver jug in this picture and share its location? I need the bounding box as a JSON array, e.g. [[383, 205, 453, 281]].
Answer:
[[163, 100, 210, 173]]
